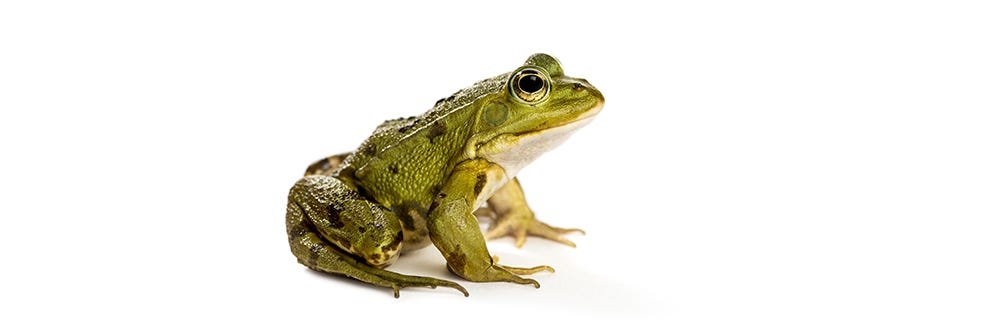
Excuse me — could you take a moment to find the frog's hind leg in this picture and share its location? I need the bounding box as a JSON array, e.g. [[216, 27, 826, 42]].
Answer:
[[285, 225, 468, 298], [286, 176, 468, 297]]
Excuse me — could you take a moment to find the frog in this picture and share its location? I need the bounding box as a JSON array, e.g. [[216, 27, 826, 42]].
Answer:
[[285, 53, 604, 297]]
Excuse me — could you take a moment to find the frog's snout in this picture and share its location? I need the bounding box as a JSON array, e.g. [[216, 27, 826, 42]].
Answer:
[[572, 78, 603, 105]]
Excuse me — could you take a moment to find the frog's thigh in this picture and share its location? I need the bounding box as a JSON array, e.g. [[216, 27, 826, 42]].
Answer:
[[288, 175, 403, 267], [286, 181, 467, 297]]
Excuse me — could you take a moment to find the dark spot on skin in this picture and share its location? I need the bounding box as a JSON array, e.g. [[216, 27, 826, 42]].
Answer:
[[435, 98, 446, 106], [307, 243, 323, 267], [363, 144, 377, 156], [473, 173, 487, 197], [288, 223, 309, 239], [388, 164, 399, 174], [438, 192, 447, 198], [294, 203, 326, 267], [326, 205, 344, 229], [380, 232, 404, 255], [448, 245, 467, 274], [427, 121, 446, 143], [309, 243, 323, 253], [288, 205, 311, 241], [357, 226, 366, 233], [572, 82, 584, 90], [398, 122, 415, 133]]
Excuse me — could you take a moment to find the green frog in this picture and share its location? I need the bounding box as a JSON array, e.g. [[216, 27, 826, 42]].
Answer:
[[285, 53, 604, 297]]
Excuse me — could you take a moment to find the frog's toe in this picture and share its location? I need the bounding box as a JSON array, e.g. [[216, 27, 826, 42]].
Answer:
[[491, 255, 555, 275], [390, 277, 469, 298], [486, 215, 584, 248], [526, 221, 584, 248], [484, 222, 522, 244]]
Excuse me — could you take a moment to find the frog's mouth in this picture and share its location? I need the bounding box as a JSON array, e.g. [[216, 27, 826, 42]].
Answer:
[[518, 113, 597, 138], [515, 99, 603, 137]]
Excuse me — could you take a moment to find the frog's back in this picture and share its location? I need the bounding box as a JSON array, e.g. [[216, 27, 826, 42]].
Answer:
[[336, 73, 510, 207], [348, 116, 417, 164], [349, 73, 508, 165]]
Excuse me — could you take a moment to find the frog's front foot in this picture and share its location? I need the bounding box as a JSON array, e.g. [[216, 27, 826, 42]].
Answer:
[[485, 211, 585, 248], [446, 258, 549, 288], [484, 178, 584, 248]]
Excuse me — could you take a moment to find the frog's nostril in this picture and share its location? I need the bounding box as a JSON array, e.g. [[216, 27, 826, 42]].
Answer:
[[572, 82, 584, 90]]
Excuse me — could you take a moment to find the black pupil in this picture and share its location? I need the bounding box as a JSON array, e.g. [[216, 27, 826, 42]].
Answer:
[[518, 74, 544, 93]]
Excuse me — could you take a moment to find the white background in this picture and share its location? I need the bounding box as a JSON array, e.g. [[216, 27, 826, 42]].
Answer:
[[2, 1, 998, 331]]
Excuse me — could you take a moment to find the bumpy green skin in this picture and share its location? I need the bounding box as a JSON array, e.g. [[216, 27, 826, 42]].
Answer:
[[286, 54, 604, 297]]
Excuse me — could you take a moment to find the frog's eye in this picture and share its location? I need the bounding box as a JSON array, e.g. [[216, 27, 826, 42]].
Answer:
[[510, 68, 550, 104]]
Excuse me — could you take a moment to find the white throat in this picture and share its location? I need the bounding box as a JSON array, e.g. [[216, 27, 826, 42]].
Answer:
[[481, 116, 595, 178]]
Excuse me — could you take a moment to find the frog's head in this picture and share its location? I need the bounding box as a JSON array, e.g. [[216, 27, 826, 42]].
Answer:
[[470, 53, 604, 177]]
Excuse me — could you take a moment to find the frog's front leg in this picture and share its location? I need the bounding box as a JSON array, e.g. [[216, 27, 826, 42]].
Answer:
[[287, 176, 468, 297], [484, 178, 585, 248], [428, 160, 552, 287]]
